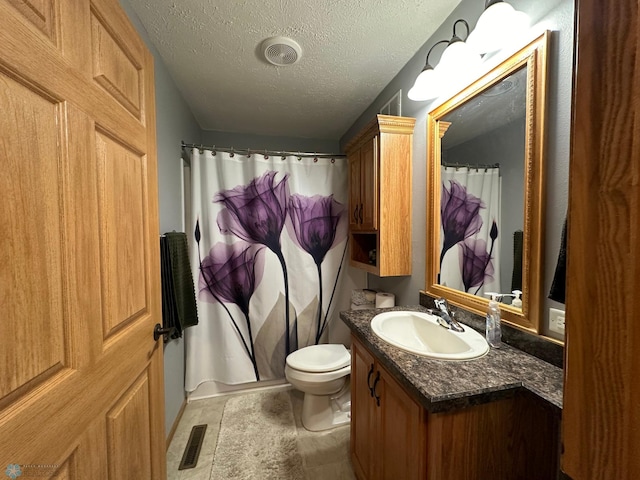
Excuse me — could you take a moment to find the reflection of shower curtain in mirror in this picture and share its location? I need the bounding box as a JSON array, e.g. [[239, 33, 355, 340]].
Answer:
[[440, 166, 501, 297]]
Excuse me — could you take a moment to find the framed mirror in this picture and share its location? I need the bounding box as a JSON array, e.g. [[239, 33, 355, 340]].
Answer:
[[425, 31, 549, 332]]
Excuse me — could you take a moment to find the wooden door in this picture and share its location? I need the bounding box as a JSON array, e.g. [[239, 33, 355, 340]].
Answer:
[[349, 149, 362, 230], [360, 136, 378, 231], [0, 1, 165, 479], [351, 338, 376, 480], [377, 366, 426, 480], [563, 0, 640, 478]]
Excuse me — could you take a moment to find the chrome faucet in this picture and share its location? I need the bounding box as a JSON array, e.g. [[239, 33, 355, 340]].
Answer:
[[428, 298, 465, 332]]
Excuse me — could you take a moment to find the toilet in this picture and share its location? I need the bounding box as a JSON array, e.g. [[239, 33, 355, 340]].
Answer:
[[284, 343, 351, 432]]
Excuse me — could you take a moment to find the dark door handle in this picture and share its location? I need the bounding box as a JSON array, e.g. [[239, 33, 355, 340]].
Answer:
[[154, 323, 173, 342], [353, 206, 359, 223], [359, 204, 363, 223], [367, 364, 375, 396], [372, 371, 381, 406]]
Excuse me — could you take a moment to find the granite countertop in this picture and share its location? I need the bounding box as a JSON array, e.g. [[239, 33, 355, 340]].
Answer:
[[340, 305, 563, 413]]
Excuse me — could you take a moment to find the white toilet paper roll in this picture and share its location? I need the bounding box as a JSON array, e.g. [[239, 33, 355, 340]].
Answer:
[[375, 292, 395, 308]]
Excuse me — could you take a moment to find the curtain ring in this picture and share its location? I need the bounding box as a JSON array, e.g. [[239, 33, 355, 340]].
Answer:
[[198, 144, 204, 154], [264, 149, 269, 160], [211, 144, 216, 156], [313, 152, 318, 163], [230, 147, 235, 158], [331, 158, 335, 164], [246, 148, 251, 158]]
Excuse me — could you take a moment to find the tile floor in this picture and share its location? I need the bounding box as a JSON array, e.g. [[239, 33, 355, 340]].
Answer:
[[167, 387, 356, 480]]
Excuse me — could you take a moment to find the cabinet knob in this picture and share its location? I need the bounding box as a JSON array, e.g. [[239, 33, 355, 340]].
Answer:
[[372, 371, 381, 406]]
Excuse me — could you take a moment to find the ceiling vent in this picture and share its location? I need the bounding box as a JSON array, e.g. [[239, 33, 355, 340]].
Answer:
[[261, 36, 302, 66]]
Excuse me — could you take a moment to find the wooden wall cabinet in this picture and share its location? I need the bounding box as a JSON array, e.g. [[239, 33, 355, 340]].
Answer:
[[345, 115, 415, 277], [350, 336, 560, 480]]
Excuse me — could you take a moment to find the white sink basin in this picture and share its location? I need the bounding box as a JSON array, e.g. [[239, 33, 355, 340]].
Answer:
[[370, 311, 489, 360]]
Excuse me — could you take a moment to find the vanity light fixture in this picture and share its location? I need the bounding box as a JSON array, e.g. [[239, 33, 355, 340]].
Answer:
[[408, 19, 481, 102], [466, 0, 530, 54]]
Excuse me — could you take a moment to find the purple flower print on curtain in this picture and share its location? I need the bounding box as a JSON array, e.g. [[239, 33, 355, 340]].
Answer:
[[214, 171, 295, 357], [459, 220, 499, 294], [440, 180, 484, 267], [459, 239, 494, 293], [198, 234, 265, 381], [288, 194, 347, 344]]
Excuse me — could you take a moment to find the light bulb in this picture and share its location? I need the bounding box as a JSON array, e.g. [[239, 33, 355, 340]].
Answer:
[[408, 68, 443, 101], [438, 41, 481, 76], [467, 2, 530, 54]]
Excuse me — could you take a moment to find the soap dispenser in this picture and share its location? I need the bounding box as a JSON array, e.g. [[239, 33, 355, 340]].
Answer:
[[511, 290, 522, 308], [484, 292, 502, 348]]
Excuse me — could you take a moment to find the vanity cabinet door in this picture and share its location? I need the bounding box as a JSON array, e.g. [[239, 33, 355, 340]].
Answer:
[[376, 364, 427, 480], [351, 336, 427, 480], [351, 338, 377, 480]]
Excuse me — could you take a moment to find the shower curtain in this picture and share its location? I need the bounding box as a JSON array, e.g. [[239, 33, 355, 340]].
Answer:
[[185, 148, 348, 390], [439, 165, 501, 297]]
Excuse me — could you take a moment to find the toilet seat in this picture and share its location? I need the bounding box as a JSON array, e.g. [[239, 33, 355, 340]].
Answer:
[[285, 363, 351, 384], [286, 344, 350, 373]]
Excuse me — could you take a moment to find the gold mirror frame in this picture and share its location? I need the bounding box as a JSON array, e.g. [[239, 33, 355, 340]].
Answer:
[[425, 31, 549, 333]]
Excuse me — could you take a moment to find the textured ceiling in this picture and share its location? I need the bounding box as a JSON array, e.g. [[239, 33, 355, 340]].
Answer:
[[127, 0, 461, 140]]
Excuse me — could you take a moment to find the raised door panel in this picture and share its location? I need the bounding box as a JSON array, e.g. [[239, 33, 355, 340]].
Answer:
[[351, 338, 376, 480], [96, 131, 149, 341], [378, 366, 426, 480], [106, 371, 153, 479], [7, 0, 58, 43], [360, 137, 378, 231], [0, 69, 69, 406], [90, 4, 144, 120], [349, 149, 362, 230]]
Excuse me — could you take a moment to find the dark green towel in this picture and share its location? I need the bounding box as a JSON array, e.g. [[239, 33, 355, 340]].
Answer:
[[161, 232, 198, 338], [511, 230, 523, 292], [549, 219, 567, 304]]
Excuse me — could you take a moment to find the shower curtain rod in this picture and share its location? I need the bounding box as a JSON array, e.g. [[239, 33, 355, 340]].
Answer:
[[442, 161, 500, 171], [181, 142, 346, 159]]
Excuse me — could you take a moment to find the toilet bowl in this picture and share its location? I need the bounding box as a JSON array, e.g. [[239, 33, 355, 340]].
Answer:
[[285, 344, 351, 432]]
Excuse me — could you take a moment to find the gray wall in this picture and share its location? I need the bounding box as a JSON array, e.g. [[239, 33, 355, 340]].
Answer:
[[340, 0, 573, 339], [201, 130, 340, 153], [119, 0, 202, 438]]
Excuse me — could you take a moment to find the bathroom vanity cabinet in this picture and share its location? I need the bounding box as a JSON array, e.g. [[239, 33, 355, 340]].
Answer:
[[350, 335, 560, 480], [345, 115, 415, 277]]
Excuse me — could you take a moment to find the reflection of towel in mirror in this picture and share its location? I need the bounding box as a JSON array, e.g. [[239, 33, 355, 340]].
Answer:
[[511, 230, 523, 292], [160, 232, 199, 338], [549, 218, 567, 304]]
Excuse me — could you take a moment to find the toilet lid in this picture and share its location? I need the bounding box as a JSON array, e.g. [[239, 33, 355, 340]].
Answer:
[[286, 344, 350, 373]]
